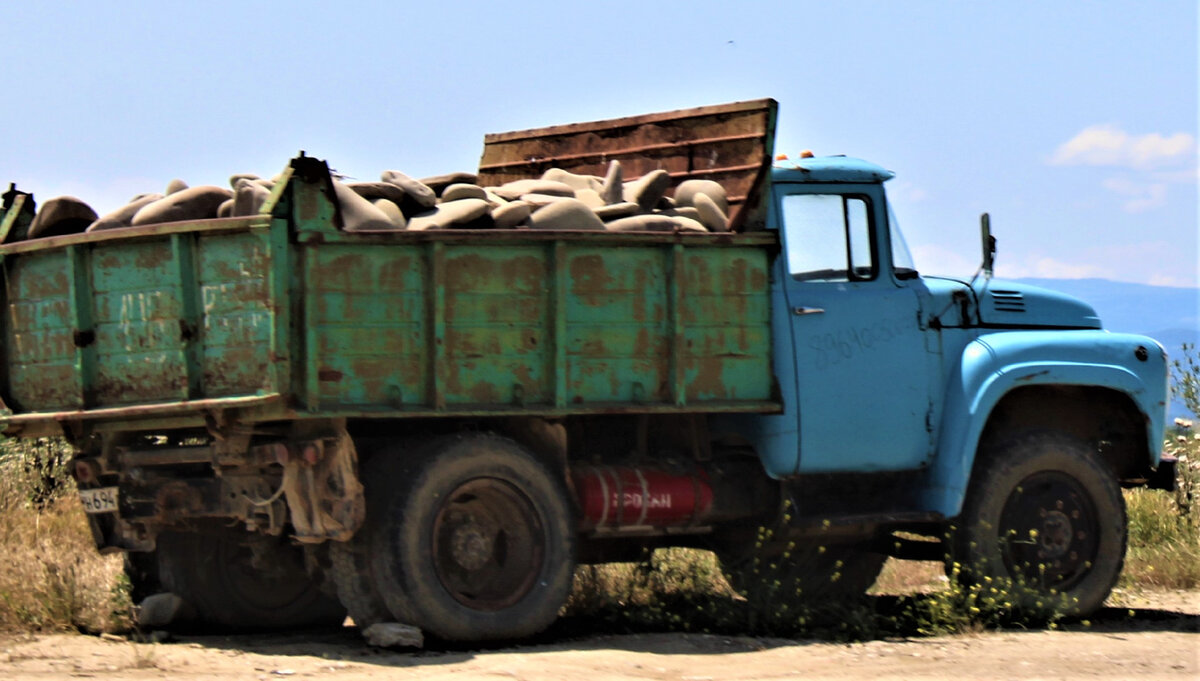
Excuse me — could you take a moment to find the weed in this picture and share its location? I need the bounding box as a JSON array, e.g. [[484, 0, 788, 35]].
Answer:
[[0, 438, 131, 633]]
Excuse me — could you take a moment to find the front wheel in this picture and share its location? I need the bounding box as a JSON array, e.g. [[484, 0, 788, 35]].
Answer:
[[949, 431, 1126, 616], [368, 434, 576, 641]]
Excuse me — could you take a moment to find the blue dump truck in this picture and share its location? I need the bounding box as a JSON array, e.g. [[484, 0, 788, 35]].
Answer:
[[0, 99, 1172, 640]]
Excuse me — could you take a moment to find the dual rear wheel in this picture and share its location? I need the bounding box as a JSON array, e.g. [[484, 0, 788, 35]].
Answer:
[[332, 434, 577, 641]]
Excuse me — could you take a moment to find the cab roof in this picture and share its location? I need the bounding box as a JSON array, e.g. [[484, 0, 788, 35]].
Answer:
[[771, 156, 895, 184]]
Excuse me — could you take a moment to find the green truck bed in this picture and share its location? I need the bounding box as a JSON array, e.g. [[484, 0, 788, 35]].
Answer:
[[0, 153, 779, 436]]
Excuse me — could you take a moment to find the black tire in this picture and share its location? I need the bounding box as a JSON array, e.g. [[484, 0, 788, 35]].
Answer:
[[328, 540, 392, 629], [718, 540, 886, 603], [368, 434, 576, 641], [123, 550, 162, 604], [157, 530, 346, 631], [949, 431, 1126, 616], [328, 445, 412, 630]]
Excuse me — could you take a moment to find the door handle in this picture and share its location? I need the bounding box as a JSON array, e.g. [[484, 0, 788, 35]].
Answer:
[[792, 306, 825, 316]]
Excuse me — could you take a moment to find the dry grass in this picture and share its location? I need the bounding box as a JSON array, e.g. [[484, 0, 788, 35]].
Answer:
[[0, 440, 131, 633], [1121, 430, 1200, 590]]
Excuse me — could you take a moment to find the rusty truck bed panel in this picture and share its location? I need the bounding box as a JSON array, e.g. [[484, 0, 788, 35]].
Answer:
[[478, 98, 778, 231], [0, 158, 779, 435]]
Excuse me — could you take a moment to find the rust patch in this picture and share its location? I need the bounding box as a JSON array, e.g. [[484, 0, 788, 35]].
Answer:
[[318, 368, 343, 382], [569, 254, 614, 306], [445, 253, 544, 293], [687, 356, 728, 401]]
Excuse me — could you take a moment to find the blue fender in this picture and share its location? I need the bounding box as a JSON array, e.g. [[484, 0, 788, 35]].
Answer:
[[922, 330, 1168, 517]]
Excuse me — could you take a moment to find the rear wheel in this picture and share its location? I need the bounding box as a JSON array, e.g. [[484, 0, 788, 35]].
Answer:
[[949, 431, 1125, 616], [157, 530, 346, 631], [368, 434, 576, 641], [328, 445, 413, 630]]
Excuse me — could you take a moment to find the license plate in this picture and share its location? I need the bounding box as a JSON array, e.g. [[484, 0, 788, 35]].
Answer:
[[79, 487, 119, 514]]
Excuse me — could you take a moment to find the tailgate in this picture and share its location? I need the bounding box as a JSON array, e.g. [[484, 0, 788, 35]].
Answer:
[[478, 99, 778, 231]]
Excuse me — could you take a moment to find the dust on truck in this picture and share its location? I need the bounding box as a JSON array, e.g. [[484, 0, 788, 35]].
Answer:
[[0, 99, 1173, 640]]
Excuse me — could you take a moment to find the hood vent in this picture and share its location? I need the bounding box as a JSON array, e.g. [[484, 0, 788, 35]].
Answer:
[[989, 289, 1026, 313]]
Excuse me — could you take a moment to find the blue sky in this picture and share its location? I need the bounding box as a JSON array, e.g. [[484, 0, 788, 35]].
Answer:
[[2, 2, 1196, 288]]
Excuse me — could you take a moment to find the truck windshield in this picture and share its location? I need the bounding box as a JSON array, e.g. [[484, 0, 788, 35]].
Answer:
[[888, 204, 918, 279]]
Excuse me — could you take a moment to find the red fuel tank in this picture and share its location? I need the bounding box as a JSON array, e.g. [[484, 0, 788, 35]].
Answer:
[[572, 466, 715, 530]]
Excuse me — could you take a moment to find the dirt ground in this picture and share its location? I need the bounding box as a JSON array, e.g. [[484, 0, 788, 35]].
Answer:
[[0, 590, 1195, 681]]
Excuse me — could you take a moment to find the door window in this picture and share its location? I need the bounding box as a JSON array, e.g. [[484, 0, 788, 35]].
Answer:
[[782, 194, 875, 282]]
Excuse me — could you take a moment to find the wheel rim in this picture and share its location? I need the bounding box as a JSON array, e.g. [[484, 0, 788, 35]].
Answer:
[[997, 470, 1101, 591], [430, 477, 545, 611]]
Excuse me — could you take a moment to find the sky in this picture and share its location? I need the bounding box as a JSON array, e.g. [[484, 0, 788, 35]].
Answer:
[[1, 1, 1196, 289]]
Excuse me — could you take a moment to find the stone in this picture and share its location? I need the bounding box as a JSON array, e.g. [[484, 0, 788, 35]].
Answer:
[[348, 181, 409, 205], [575, 188, 605, 209], [418, 171, 478, 196], [491, 179, 575, 202], [165, 179, 189, 195], [229, 173, 260, 189], [381, 170, 438, 214], [441, 183, 487, 202], [492, 201, 531, 228], [541, 167, 602, 193], [407, 198, 492, 231], [604, 214, 680, 232], [334, 181, 400, 231], [28, 196, 98, 238], [593, 201, 641, 221], [674, 179, 728, 215], [600, 160, 623, 205], [132, 186, 233, 226], [363, 622, 423, 649], [672, 216, 708, 232], [373, 198, 407, 228], [232, 178, 272, 217], [692, 192, 729, 232], [528, 198, 605, 230], [137, 592, 196, 629], [217, 199, 234, 218], [86, 194, 163, 232], [519, 193, 572, 209], [622, 170, 670, 211], [664, 206, 701, 220]]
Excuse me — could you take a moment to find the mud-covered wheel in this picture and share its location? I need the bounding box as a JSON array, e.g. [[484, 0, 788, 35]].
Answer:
[[949, 431, 1125, 616], [718, 540, 886, 602], [329, 539, 392, 629], [123, 550, 162, 604], [368, 434, 576, 641], [157, 530, 346, 631], [328, 445, 411, 630]]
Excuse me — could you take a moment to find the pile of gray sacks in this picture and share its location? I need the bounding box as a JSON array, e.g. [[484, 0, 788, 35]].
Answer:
[[20, 160, 732, 240]]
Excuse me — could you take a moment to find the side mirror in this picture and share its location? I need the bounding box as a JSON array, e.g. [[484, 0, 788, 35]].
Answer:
[[980, 213, 996, 277]]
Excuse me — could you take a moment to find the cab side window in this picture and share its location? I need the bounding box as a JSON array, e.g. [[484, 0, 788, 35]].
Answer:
[[782, 194, 875, 282]]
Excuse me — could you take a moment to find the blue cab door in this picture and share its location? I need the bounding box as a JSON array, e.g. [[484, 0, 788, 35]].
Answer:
[[776, 184, 934, 472]]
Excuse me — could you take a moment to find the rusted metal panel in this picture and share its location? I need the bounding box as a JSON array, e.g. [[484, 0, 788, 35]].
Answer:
[[1, 150, 780, 434], [478, 99, 778, 231]]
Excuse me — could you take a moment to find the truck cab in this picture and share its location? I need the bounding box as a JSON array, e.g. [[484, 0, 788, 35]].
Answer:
[[725, 152, 1171, 615]]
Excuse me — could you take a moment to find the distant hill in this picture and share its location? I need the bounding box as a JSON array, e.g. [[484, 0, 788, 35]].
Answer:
[[1014, 278, 1199, 419]]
